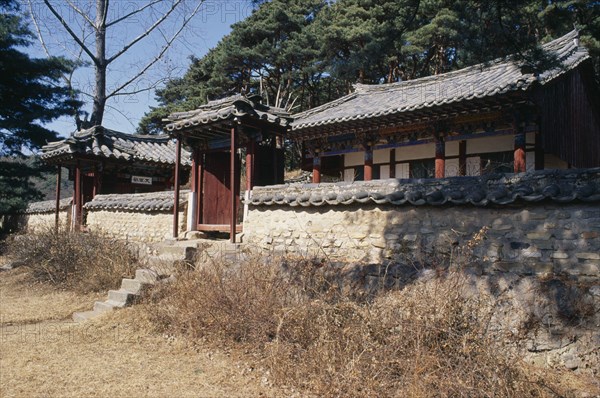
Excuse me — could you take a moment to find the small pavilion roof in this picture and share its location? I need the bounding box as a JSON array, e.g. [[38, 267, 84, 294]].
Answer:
[[40, 125, 191, 167], [164, 94, 292, 140], [291, 30, 589, 135]]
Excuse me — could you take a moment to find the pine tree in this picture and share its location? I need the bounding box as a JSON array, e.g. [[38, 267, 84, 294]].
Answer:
[[0, 0, 78, 214]]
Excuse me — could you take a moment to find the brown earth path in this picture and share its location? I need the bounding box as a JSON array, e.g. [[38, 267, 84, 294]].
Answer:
[[0, 266, 274, 398]]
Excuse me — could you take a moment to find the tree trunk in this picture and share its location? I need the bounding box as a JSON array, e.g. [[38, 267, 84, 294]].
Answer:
[[91, 0, 107, 127]]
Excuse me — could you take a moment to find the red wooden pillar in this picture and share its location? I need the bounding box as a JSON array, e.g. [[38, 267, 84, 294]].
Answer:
[[172, 136, 182, 238], [389, 149, 396, 178], [312, 152, 321, 183], [364, 147, 373, 181], [54, 165, 61, 231], [230, 125, 238, 243], [74, 161, 82, 230], [196, 152, 204, 227], [435, 137, 445, 178], [246, 139, 255, 191], [458, 140, 467, 176], [514, 128, 526, 173]]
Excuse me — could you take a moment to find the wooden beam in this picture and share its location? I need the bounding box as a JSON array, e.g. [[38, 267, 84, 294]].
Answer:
[[246, 139, 255, 191], [389, 149, 396, 178], [75, 161, 82, 231], [364, 146, 373, 181], [312, 154, 321, 183], [534, 131, 544, 170], [54, 165, 61, 231], [435, 137, 445, 178], [514, 116, 526, 173], [173, 136, 182, 238], [230, 125, 238, 243], [198, 224, 243, 233], [196, 152, 204, 227], [458, 140, 467, 176]]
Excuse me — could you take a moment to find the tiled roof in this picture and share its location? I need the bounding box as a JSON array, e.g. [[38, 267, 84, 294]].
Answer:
[[40, 126, 191, 166], [84, 190, 189, 212], [165, 94, 292, 131], [291, 30, 588, 132], [248, 168, 600, 207], [24, 197, 72, 214]]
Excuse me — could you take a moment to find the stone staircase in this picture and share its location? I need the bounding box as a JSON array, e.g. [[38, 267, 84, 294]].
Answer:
[[72, 240, 200, 322]]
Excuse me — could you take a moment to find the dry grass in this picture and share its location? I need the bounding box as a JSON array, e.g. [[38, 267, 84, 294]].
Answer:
[[0, 266, 103, 324], [0, 265, 275, 397], [145, 254, 598, 398], [4, 227, 138, 293]]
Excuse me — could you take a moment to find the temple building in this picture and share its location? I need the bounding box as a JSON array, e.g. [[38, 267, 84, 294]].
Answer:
[[289, 30, 599, 183], [164, 94, 291, 240], [40, 125, 190, 229]]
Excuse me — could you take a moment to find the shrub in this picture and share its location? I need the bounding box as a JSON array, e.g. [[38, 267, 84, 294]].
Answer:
[[145, 254, 568, 398], [5, 227, 138, 292]]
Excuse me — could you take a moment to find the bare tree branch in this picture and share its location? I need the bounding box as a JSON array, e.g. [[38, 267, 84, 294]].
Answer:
[[106, 0, 204, 98], [109, 81, 166, 97], [42, 0, 98, 64], [101, 0, 110, 27], [105, 0, 163, 28], [106, 0, 184, 65], [105, 104, 137, 130], [64, 0, 97, 30]]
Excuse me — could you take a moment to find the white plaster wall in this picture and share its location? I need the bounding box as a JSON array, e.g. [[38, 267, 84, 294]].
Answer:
[[344, 151, 364, 167], [466, 135, 513, 155], [396, 143, 435, 161]]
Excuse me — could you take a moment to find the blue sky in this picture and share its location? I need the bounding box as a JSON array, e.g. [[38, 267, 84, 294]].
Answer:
[[24, 0, 255, 137]]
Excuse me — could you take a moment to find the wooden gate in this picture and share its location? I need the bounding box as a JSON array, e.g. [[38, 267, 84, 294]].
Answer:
[[200, 151, 241, 231]]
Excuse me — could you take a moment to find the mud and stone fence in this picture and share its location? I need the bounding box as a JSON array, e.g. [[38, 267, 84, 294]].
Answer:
[[83, 191, 188, 243], [244, 169, 600, 278]]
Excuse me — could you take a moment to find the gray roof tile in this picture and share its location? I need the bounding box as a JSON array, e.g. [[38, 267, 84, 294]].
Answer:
[[165, 94, 292, 131], [248, 168, 600, 208], [24, 197, 72, 214], [84, 190, 189, 212], [291, 30, 588, 132], [41, 126, 191, 166]]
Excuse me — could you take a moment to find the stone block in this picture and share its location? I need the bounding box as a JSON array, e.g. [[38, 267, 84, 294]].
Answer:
[[576, 252, 600, 260], [526, 232, 552, 240], [550, 251, 569, 259], [581, 231, 599, 239], [403, 234, 418, 242]]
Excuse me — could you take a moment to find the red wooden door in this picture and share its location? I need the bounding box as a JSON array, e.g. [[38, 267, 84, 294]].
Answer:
[[202, 151, 240, 225]]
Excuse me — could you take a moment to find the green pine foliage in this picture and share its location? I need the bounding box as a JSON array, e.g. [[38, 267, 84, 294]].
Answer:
[[139, 0, 599, 136], [0, 0, 79, 214], [0, 0, 80, 156]]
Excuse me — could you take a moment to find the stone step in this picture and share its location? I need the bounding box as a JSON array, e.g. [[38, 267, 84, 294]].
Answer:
[[144, 257, 177, 275], [93, 300, 125, 313], [135, 268, 159, 284], [73, 310, 99, 322], [154, 244, 197, 260], [108, 289, 137, 305], [121, 278, 144, 294]]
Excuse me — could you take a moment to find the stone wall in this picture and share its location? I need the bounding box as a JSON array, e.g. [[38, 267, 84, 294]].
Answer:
[[244, 204, 599, 277], [25, 210, 71, 232], [85, 207, 186, 243]]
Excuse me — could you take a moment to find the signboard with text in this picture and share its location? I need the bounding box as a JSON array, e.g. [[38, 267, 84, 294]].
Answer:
[[132, 175, 152, 185]]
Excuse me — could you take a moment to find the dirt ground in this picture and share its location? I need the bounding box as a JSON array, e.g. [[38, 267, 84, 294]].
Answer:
[[0, 266, 275, 398]]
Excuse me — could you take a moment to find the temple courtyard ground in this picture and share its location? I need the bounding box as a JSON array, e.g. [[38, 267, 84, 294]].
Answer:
[[0, 264, 274, 397]]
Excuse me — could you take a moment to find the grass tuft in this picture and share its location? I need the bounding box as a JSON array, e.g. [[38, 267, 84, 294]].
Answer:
[[5, 227, 138, 293]]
